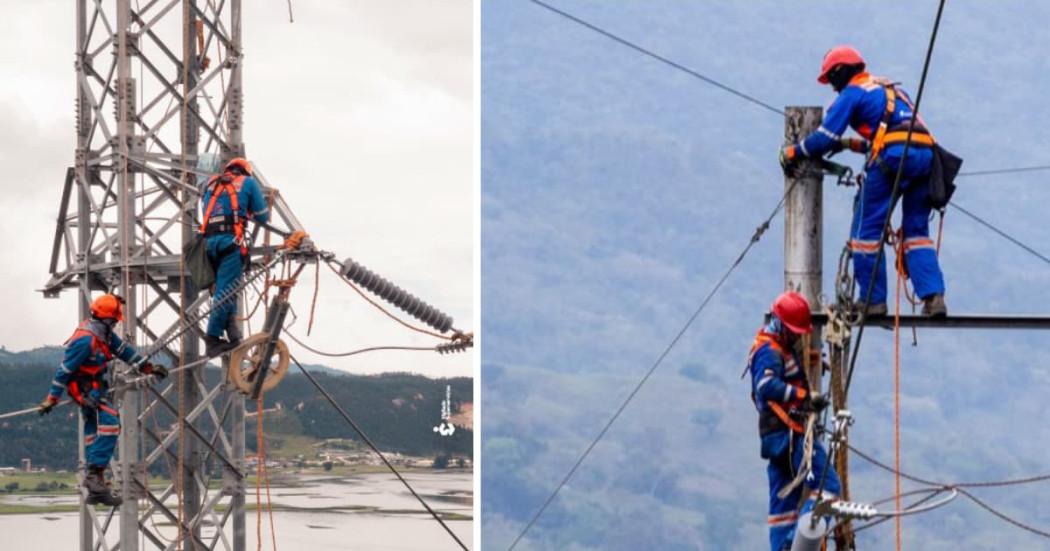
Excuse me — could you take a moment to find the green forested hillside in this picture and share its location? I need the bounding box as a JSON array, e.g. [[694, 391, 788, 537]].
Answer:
[[0, 347, 472, 470]]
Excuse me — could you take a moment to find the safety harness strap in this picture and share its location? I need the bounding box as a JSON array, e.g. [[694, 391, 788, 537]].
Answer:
[[66, 321, 112, 362], [200, 175, 247, 256], [749, 332, 807, 435], [868, 83, 935, 166]]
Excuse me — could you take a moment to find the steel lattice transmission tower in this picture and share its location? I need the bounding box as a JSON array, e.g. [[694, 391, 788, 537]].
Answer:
[[44, 2, 302, 549]]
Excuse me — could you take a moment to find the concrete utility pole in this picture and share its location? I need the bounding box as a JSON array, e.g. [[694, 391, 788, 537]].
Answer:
[[47, 2, 301, 549], [783, 106, 823, 390], [785, 106, 855, 551]]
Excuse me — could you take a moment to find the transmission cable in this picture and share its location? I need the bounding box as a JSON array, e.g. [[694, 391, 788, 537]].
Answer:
[[848, 443, 1050, 539], [949, 201, 1050, 266], [958, 165, 1050, 177], [507, 179, 798, 550], [289, 354, 469, 551], [528, 0, 784, 116]]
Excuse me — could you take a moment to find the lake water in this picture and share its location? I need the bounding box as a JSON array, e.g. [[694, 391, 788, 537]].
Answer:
[[0, 471, 473, 550]]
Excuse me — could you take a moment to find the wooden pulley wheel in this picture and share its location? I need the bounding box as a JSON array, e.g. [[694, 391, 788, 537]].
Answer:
[[227, 332, 290, 395]]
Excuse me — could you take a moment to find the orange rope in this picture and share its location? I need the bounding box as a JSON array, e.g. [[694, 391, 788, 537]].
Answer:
[[894, 239, 905, 551], [255, 395, 262, 550], [255, 394, 278, 551]]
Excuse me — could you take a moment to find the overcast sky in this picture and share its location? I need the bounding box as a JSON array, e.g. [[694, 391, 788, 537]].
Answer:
[[0, 1, 474, 377]]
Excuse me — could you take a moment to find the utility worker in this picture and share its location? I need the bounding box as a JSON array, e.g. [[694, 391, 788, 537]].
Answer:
[[37, 294, 168, 506], [200, 157, 270, 357], [779, 45, 947, 317], [748, 291, 840, 551]]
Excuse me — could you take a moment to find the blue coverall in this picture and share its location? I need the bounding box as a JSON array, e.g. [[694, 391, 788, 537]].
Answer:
[[48, 319, 146, 467], [200, 173, 270, 339], [793, 72, 945, 305], [749, 321, 841, 551]]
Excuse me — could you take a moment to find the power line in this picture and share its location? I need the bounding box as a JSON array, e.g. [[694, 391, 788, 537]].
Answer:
[[848, 444, 1050, 539], [958, 165, 1050, 177], [289, 354, 470, 551], [528, 0, 785, 116], [506, 179, 798, 550], [949, 201, 1050, 266]]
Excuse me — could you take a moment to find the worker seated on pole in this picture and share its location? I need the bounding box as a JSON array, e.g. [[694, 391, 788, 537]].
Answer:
[[37, 294, 168, 507], [199, 157, 270, 357], [779, 45, 947, 317], [747, 291, 840, 551]]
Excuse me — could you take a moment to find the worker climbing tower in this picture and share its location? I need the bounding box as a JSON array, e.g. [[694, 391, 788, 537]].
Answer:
[[42, 2, 304, 549]]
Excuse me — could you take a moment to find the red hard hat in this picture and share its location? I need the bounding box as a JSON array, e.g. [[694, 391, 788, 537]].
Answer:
[[90, 294, 125, 322], [771, 291, 813, 335], [818, 45, 865, 84], [224, 157, 253, 176]]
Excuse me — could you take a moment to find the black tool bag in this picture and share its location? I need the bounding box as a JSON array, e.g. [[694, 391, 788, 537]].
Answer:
[[183, 232, 216, 289], [926, 143, 963, 209]]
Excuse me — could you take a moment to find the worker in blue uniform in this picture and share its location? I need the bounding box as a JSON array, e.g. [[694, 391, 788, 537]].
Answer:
[[748, 292, 840, 551], [199, 157, 270, 357], [779, 45, 947, 317], [37, 294, 168, 506]]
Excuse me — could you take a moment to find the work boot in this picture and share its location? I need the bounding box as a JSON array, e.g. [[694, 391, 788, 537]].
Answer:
[[853, 301, 888, 317], [922, 294, 948, 318], [204, 335, 233, 357], [84, 466, 122, 507]]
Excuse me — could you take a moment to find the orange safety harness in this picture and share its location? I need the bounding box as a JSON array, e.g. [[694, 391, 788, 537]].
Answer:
[[749, 332, 808, 434], [64, 321, 113, 405], [868, 83, 935, 166], [200, 173, 247, 256]]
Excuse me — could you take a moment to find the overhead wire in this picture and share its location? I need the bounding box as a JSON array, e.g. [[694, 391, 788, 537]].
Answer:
[[848, 443, 1050, 539], [527, 0, 785, 116], [289, 354, 470, 551], [949, 201, 1050, 266], [957, 165, 1050, 177]]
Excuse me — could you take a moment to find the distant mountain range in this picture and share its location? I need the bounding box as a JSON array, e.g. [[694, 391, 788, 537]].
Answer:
[[0, 346, 472, 471]]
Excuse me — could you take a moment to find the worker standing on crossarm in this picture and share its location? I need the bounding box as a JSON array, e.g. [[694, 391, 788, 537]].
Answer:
[[779, 45, 948, 317], [37, 294, 168, 506], [199, 157, 270, 357], [748, 291, 840, 551]]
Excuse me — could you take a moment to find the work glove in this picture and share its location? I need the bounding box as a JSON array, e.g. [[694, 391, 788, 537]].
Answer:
[[282, 230, 309, 251], [38, 397, 58, 416], [142, 362, 169, 380], [778, 144, 799, 174], [808, 393, 831, 413]]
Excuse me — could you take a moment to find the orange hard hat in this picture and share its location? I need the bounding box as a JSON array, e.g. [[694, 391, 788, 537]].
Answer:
[[90, 294, 125, 321], [224, 157, 253, 176], [771, 291, 813, 335], [818, 45, 865, 84]]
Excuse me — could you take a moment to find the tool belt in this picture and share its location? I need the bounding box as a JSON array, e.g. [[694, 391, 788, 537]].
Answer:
[[203, 215, 238, 236]]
